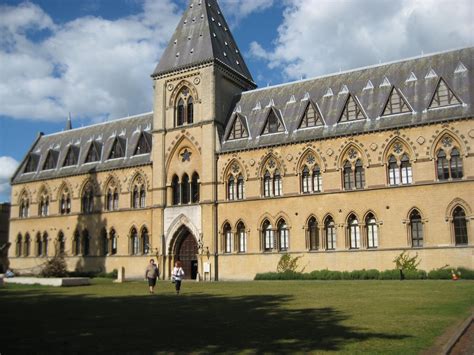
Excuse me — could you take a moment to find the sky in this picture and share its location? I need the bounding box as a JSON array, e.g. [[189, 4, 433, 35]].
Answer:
[[0, 0, 472, 202]]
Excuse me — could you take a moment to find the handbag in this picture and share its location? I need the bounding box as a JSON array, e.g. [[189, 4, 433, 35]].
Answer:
[[171, 275, 176, 283]]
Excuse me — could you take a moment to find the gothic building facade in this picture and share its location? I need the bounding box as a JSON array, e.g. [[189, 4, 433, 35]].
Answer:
[[8, 0, 473, 280]]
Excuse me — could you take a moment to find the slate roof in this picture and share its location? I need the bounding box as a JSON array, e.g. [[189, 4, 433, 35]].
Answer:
[[221, 47, 473, 152], [152, 0, 254, 84], [12, 113, 153, 184]]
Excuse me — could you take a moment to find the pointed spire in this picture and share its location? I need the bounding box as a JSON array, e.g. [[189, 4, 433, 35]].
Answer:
[[152, 0, 254, 84], [66, 112, 72, 130]]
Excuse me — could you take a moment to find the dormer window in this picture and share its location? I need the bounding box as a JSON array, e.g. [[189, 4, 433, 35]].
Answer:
[[63, 146, 79, 167], [85, 141, 102, 163], [262, 108, 284, 135], [134, 132, 152, 155], [227, 114, 249, 140], [42, 150, 59, 170], [176, 87, 194, 127], [108, 137, 126, 159], [24, 154, 39, 173]]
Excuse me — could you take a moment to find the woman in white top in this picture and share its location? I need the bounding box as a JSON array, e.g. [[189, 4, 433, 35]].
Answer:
[[172, 261, 185, 294]]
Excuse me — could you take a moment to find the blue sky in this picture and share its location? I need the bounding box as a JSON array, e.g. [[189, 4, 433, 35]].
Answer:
[[0, 0, 472, 202]]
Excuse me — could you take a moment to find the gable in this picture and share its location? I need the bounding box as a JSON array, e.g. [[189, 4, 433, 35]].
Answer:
[[85, 141, 102, 163], [262, 108, 285, 135], [42, 150, 59, 170], [339, 94, 366, 122], [381, 87, 412, 117], [227, 114, 249, 140], [108, 137, 126, 159], [429, 78, 462, 109], [134, 132, 152, 155], [298, 101, 324, 129]]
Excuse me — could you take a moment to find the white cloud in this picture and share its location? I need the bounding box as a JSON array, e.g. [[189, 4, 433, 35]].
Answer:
[[250, 0, 474, 80], [0, 156, 19, 202], [0, 0, 181, 122], [220, 0, 275, 23]]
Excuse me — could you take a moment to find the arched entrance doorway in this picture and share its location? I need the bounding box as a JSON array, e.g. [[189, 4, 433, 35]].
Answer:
[[172, 226, 198, 280]]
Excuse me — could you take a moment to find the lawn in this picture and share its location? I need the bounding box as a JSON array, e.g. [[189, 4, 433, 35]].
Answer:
[[0, 279, 472, 354]]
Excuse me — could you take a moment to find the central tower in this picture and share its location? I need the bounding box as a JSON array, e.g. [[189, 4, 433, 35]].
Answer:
[[150, 0, 255, 279]]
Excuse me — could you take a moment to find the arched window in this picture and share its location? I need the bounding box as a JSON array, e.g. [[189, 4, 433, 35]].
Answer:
[[308, 217, 319, 250], [274, 170, 282, 196], [313, 166, 322, 192], [101, 229, 108, 256], [262, 220, 274, 252], [302, 166, 310, 193], [19, 195, 29, 218], [110, 229, 117, 255], [388, 155, 400, 186], [450, 148, 463, 179], [130, 228, 139, 255], [106, 188, 114, 211], [355, 159, 365, 189], [82, 230, 90, 256], [16, 234, 22, 257], [42, 232, 48, 256], [187, 96, 194, 124], [436, 150, 449, 180], [237, 222, 246, 252], [453, 207, 468, 245], [366, 214, 378, 248], [181, 174, 190, 204], [142, 227, 150, 255], [223, 223, 232, 253], [400, 154, 412, 184], [236, 174, 244, 200], [177, 98, 185, 126], [348, 215, 360, 249], [191, 173, 200, 203], [132, 186, 139, 208], [278, 219, 289, 251], [24, 233, 31, 257], [73, 230, 80, 256], [36, 233, 42, 257], [410, 210, 423, 247], [263, 171, 272, 197], [60, 189, 71, 215], [114, 189, 119, 210], [38, 191, 49, 217], [343, 160, 354, 190], [325, 217, 336, 250], [228, 176, 235, 200], [58, 232, 65, 255], [81, 183, 94, 214], [140, 185, 146, 208], [172, 175, 180, 205]]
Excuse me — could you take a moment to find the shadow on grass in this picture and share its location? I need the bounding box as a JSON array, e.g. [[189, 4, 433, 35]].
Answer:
[[0, 287, 409, 353]]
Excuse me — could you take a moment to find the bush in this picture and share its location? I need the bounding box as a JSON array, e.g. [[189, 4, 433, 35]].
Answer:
[[277, 254, 304, 273], [428, 267, 452, 280], [393, 251, 421, 271], [40, 254, 68, 278], [457, 267, 474, 280]]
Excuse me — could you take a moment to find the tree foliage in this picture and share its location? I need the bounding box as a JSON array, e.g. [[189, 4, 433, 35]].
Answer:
[[277, 253, 304, 273], [393, 251, 420, 271], [40, 254, 68, 278]]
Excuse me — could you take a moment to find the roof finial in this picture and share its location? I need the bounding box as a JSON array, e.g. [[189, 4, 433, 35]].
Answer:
[[66, 112, 72, 130]]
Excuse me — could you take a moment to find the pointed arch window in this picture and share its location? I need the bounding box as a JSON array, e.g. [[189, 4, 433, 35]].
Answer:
[[134, 132, 152, 155], [191, 172, 200, 203], [348, 215, 360, 249], [60, 189, 71, 215], [133, 186, 139, 208], [16, 234, 22, 257], [36, 233, 43, 257], [58, 232, 65, 255], [140, 185, 146, 207], [450, 148, 463, 179], [110, 229, 117, 255], [19, 195, 29, 218], [237, 222, 247, 253], [436, 149, 449, 180], [181, 174, 190, 204], [131, 175, 146, 208], [228, 175, 235, 200], [274, 170, 282, 196], [343, 160, 354, 190], [101, 229, 108, 256], [187, 97, 194, 124], [130, 228, 139, 255], [278, 219, 289, 251], [366, 214, 378, 248], [302, 166, 310, 193], [410, 210, 423, 247], [177, 99, 185, 126], [355, 159, 365, 189], [308, 217, 319, 250], [325, 217, 336, 250], [388, 155, 400, 185], [106, 187, 118, 211], [262, 220, 274, 252], [437, 148, 463, 180], [141, 227, 150, 254], [38, 192, 49, 217], [313, 166, 322, 192], [236, 174, 244, 200], [400, 154, 412, 184], [175, 88, 195, 127], [81, 183, 94, 214], [24, 234, 31, 257], [82, 230, 90, 256], [223, 223, 233, 253], [453, 207, 468, 245], [73, 230, 80, 256], [172, 175, 180, 205], [263, 171, 272, 197]]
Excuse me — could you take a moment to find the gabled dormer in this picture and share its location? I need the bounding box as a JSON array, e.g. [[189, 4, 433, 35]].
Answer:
[[381, 87, 412, 117], [298, 101, 324, 129], [63, 145, 79, 167], [108, 137, 126, 160], [42, 150, 59, 170], [338, 94, 366, 123], [227, 113, 249, 140], [428, 78, 462, 109], [23, 153, 39, 173], [134, 132, 152, 155], [261, 107, 285, 135], [85, 141, 102, 163]]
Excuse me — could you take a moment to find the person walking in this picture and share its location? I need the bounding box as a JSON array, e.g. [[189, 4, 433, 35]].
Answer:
[[145, 259, 159, 294], [172, 261, 185, 294]]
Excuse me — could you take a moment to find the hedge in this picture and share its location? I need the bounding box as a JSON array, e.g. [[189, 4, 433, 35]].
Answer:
[[254, 268, 473, 281]]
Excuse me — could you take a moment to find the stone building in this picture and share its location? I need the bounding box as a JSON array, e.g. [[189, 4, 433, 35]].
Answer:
[[8, 0, 473, 280], [0, 203, 11, 272]]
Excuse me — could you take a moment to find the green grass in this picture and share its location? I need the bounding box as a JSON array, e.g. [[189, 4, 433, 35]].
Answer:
[[1, 280, 472, 354]]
